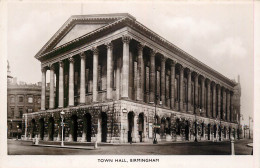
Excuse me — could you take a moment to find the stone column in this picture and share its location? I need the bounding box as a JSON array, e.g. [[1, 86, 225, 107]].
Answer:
[[217, 85, 221, 119], [222, 88, 226, 120], [194, 73, 199, 114], [226, 91, 230, 121], [133, 114, 139, 142], [106, 42, 113, 100], [49, 64, 55, 109], [187, 69, 191, 112], [223, 89, 227, 120], [201, 77, 205, 116], [179, 65, 184, 111], [92, 47, 99, 102], [58, 61, 64, 108], [149, 50, 156, 104], [41, 67, 47, 110], [230, 93, 233, 122], [121, 35, 131, 99], [212, 84, 216, 118], [170, 60, 176, 109], [137, 43, 144, 101], [68, 57, 74, 106], [207, 80, 211, 117], [79, 52, 86, 104], [160, 56, 166, 106]]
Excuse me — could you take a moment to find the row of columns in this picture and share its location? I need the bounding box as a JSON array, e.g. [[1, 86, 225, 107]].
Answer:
[[40, 35, 235, 122]]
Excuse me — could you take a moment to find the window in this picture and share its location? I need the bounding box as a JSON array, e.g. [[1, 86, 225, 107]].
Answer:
[[19, 108, 23, 118], [19, 96, 23, 102], [10, 96, 15, 103], [10, 108, 14, 118], [28, 97, 33, 103]]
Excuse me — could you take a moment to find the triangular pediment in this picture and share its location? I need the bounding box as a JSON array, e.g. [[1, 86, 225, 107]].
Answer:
[[54, 23, 106, 48], [35, 13, 136, 59]]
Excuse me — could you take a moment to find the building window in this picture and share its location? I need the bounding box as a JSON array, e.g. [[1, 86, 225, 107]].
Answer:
[[11, 108, 14, 118], [19, 96, 23, 102], [28, 97, 33, 103], [18, 108, 23, 118], [10, 96, 15, 103]]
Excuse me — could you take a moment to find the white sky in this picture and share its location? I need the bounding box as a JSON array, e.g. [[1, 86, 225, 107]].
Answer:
[[7, 1, 254, 125]]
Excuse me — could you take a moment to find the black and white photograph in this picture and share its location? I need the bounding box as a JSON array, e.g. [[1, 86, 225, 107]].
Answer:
[[0, 0, 259, 168]]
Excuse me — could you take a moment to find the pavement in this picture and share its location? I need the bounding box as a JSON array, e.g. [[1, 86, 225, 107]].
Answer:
[[7, 138, 253, 155]]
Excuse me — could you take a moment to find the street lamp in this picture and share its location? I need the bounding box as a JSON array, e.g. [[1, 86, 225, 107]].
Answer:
[[153, 95, 160, 144], [60, 110, 65, 147]]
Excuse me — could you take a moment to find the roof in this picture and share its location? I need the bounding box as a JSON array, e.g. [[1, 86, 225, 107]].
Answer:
[[34, 13, 237, 87]]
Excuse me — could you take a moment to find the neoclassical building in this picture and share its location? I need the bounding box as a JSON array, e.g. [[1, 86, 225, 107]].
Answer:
[[23, 13, 241, 143]]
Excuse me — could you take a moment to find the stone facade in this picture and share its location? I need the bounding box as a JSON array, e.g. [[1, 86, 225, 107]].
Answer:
[[7, 81, 50, 139], [23, 13, 241, 143]]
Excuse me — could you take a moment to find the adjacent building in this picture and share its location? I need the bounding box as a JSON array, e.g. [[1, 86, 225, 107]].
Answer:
[[7, 63, 50, 139], [23, 13, 241, 143]]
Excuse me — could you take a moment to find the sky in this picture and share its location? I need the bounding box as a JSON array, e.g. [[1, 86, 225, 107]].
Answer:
[[7, 1, 254, 125]]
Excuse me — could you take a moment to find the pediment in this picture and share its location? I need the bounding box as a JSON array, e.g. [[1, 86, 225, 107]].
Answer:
[[54, 23, 106, 48], [35, 13, 136, 59]]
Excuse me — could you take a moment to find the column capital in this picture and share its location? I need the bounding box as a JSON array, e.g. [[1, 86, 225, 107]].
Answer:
[[59, 60, 64, 67], [178, 64, 184, 72], [106, 42, 113, 49], [68, 56, 74, 63], [48, 64, 55, 70], [169, 59, 177, 66], [41, 66, 47, 73], [149, 49, 157, 57], [92, 46, 99, 55], [122, 35, 131, 44], [160, 55, 166, 62], [137, 42, 145, 51], [80, 52, 86, 59]]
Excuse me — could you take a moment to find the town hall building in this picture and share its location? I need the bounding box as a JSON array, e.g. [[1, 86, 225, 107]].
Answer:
[[23, 13, 241, 143]]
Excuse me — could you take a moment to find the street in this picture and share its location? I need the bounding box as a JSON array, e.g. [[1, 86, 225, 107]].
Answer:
[[7, 139, 253, 155]]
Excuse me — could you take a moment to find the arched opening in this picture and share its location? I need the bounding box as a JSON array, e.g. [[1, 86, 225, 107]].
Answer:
[[83, 113, 92, 142], [128, 112, 134, 143], [229, 127, 231, 139], [223, 127, 227, 139], [48, 117, 54, 141], [201, 123, 204, 137], [70, 115, 78, 142], [213, 124, 217, 138], [237, 128, 240, 139], [155, 115, 160, 134], [39, 118, 44, 140], [161, 118, 166, 136], [219, 125, 222, 140], [101, 112, 108, 142], [166, 117, 171, 134], [31, 119, 36, 138], [176, 118, 181, 135], [207, 124, 211, 140], [185, 120, 189, 141], [138, 113, 144, 142]]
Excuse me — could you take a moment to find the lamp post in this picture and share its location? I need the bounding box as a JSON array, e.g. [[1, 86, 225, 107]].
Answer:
[[60, 110, 65, 147], [153, 95, 160, 144]]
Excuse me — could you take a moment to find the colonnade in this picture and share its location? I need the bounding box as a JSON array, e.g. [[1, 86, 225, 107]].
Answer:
[[40, 35, 236, 123]]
